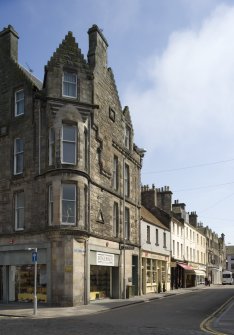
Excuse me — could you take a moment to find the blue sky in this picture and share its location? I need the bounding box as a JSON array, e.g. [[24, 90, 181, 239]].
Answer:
[[1, 0, 234, 244]]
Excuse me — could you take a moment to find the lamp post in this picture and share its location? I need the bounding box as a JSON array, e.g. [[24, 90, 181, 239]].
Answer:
[[27, 248, 38, 315]]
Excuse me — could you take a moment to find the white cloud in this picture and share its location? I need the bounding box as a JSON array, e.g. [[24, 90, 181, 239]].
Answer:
[[124, 5, 234, 153]]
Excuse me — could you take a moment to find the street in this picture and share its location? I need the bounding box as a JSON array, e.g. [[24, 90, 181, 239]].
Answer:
[[0, 288, 233, 335]]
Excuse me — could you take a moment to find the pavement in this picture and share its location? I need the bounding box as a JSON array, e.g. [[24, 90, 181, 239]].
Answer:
[[0, 285, 233, 335]]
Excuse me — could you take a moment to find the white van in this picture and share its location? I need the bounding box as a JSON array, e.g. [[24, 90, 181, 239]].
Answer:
[[222, 271, 233, 285]]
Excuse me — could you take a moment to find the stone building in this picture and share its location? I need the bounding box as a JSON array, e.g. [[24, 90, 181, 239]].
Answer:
[[0, 24, 144, 306], [197, 224, 225, 284]]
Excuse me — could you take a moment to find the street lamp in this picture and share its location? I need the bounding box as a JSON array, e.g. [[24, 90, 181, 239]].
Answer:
[[26, 248, 38, 315]]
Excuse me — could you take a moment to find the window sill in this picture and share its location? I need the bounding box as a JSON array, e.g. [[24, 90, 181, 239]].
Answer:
[[62, 95, 77, 100]]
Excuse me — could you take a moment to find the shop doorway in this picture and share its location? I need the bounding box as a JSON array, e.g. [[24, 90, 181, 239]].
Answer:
[[132, 256, 138, 295]]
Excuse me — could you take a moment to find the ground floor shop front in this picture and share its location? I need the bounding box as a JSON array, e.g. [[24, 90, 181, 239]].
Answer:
[[0, 242, 50, 303], [171, 261, 206, 289], [89, 239, 140, 300], [0, 234, 140, 306], [141, 251, 170, 294]]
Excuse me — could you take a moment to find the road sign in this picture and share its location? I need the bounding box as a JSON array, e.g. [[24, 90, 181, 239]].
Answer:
[[32, 251, 37, 263]]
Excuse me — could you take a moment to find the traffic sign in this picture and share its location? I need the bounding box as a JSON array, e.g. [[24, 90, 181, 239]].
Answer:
[[32, 251, 37, 263]]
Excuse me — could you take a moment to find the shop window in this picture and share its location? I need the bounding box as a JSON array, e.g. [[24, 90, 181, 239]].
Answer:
[[62, 183, 76, 225], [61, 124, 77, 164], [15, 191, 24, 230], [15, 89, 24, 116], [90, 266, 110, 300], [14, 138, 24, 174], [13, 265, 47, 302], [147, 259, 151, 283], [62, 72, 77, 98]]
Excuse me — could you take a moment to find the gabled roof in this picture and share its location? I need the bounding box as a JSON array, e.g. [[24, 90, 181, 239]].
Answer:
[[123, 106, 133, 127], [19, 65, 43, 89], [141, 206, 169, 231], [46, 31, 89, 71]]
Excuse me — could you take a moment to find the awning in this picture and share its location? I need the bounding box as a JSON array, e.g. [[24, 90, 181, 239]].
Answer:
[[178, 263, 194, 271], [193, 270, 206, 276]]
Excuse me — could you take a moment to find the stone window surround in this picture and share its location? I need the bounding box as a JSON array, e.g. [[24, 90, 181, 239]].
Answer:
[[62, 71, 77, 99], [15, 89, 24, 117], [14, 190, 24, 231], [61, 123, 77, 165], [61, 182, 77, 225], [14, 138, 24, 175]]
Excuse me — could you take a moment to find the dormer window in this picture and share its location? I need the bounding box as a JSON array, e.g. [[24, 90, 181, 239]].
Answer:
[[124, 125, 131, 150], [15, 89, 24, 116], [62, 72, 77, 98]]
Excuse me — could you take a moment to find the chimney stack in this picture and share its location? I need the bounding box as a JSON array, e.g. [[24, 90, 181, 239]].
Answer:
[[189, 211, 198, 227], [0, 25, 18, 62], [88, 24, 108, 71], [156, 186, 172, 214], [141, 184, 157, 210]]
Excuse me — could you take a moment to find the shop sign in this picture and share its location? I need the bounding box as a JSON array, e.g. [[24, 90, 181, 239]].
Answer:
[[171, 262, 177, 267], [96, 252, 114, 266], [74, 248, 85, 254], [120, 244, 134, 250]]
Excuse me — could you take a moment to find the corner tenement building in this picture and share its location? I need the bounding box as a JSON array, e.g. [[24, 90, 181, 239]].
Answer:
[[0, 25, 144, 306]]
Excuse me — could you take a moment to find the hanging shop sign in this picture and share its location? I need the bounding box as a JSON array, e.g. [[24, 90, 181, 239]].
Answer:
[[119, 244, 134, 250]]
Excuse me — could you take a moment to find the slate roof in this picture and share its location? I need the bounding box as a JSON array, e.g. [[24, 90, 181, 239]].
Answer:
[[19, 65, 43, 89], [141, 206, 169, 231]]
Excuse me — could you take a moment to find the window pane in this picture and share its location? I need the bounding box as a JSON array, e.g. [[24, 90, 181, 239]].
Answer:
[[15, 192, 24, 229], [64, 72, 76, 83], [63, 73, 77, 97], [63, 126, 76, 141], [17, 192, 24, 207], [63, 184, 76, 200], [16, 139, 23, 152], [63, 142, 76, 163], [15, 90, 24, 116], [16, 153, 24, 173], [17, 208, 24, 229], [62, 184, 76, 224], [62, 201, 75, 223]]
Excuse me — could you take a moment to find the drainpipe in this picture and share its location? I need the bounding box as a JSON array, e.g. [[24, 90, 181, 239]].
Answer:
[[84, 237, 89, 305], [123, 157, 126, 299], [38, 102, 41, 175]]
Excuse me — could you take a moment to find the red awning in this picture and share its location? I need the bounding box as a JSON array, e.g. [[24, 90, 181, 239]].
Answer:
[[178, 263, 194, 271]]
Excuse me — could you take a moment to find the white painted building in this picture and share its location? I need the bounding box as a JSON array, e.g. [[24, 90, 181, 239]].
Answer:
[[141, 207, 171, 293]]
